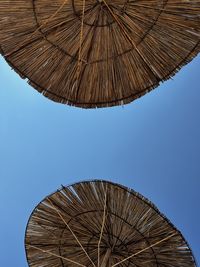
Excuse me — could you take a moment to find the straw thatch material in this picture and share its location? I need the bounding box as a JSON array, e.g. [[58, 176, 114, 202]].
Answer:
[[0, 1, 200, 108], [25, 180, 196, 267]]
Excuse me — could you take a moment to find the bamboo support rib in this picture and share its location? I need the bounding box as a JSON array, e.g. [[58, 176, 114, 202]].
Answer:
[[102, 0, 161, 79], [75, 0, 86, 95], [98, 186, 107, 267], [27, 245, 86, 267], [112, 232, 177, 267], [47, 198, 96, 267]]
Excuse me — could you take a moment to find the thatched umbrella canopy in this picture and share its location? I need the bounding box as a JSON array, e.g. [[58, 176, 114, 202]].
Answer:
[[0, 1, 200, 108], [25, 180, 196, 267]]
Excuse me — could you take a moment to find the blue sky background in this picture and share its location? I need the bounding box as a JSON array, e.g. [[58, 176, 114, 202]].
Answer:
[[0, 54, 199, 267]]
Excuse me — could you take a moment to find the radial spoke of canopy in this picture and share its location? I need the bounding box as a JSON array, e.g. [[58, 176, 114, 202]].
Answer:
[[27, 244, 86, 267], [47, 198, 96, 267], [98, 185, 108, 267], [102, 0, 161, 79], [112, 232, 177, 267], [75, 0, 86, 97]]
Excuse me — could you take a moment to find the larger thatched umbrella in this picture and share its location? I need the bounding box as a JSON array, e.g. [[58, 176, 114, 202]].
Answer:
[[0, 1, 200, 108], [25, 180, 196, 267]]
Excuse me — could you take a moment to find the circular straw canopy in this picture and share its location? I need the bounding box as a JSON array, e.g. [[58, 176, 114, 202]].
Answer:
[[0, 1, 200, 108], [25, 180, 196, 267]]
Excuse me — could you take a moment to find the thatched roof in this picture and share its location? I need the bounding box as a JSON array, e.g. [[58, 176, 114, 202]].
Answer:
[[0, 1, 199, 108], [25, 180, 196, 267]]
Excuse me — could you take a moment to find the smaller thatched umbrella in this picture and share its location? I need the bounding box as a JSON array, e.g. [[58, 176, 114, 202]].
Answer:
[[0, 1, 200, 108], [25, 180, 196, 267]]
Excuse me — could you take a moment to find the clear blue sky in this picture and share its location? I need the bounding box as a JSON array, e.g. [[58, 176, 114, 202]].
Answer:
[[0, 54, 199, 267]]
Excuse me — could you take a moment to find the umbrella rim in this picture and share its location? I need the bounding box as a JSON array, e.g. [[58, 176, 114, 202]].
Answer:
[[24, 179, 198, 267], [1, 36, 200, 108]]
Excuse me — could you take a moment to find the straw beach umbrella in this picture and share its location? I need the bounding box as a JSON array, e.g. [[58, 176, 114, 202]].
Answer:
[[0, 1, 200, 108], [25, 180, 196, 267]]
